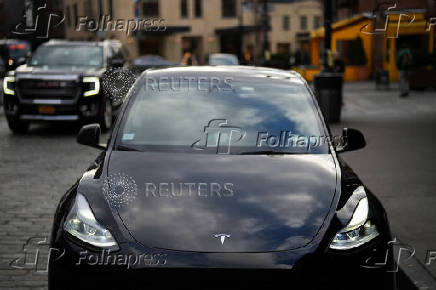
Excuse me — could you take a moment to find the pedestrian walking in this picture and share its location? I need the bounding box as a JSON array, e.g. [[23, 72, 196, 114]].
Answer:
[[181, 50, 198, 66], [396, 43, 413, 97]]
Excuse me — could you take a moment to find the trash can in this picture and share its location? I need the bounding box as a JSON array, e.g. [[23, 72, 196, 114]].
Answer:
[[313, 72, 343, 123], [375, 69, 390, 90]]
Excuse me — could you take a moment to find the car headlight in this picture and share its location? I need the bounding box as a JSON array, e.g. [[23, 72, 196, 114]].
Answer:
[[329, 187, 379, 250], [3, 76, 15, 95], [83, 77, 100, 97], [64, 193, 118, 250]]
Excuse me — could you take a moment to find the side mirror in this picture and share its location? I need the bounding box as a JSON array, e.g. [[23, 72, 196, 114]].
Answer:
[[110, 58, 124, 68], [336, 128, 366, 153], [77, 124, 106, 150], [17, 57, 26, 66]]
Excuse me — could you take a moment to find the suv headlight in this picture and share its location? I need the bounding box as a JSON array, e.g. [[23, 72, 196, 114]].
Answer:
[[64, 193, 118, 250], [329, 187, 379, 250], [3, 76, 15, 95], [83, 77, 100, 97]]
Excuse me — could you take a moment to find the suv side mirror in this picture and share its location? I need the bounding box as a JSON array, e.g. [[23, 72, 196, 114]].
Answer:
[[336, 128, 366, 153], [110, 58, 124, 68], [77, 124, 106, 150], [17, 57, 26, 66]]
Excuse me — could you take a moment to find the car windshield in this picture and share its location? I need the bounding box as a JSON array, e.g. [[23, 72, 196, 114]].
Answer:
[[30, 45, 103, 68], [117, 75, 328, 154], [210, 56, 238, 65]]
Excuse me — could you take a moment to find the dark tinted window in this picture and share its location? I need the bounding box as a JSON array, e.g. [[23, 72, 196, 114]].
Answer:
[[300, 15, 307, 30], [107, 0, 113, 17], [181, 0, 188, 18], [195, 0, 202, 17], [222, 0, 236, 17], [143, 0, 159, 17], [283, 15, 290, 30]]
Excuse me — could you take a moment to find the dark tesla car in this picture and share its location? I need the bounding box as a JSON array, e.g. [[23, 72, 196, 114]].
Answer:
[[2, 40, 128, 133], [49, 66, 396, 290]]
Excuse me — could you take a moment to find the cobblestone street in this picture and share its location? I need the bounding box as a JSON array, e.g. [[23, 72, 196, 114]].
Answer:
[[0, 118, 107, 289]]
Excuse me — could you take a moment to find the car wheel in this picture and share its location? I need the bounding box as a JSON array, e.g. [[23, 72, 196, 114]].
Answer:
[[99, 100, 112, 132], [6, 117, 29, 134]]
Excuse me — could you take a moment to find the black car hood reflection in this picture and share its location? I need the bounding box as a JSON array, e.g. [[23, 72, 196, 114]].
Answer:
[[107, 151, 338, 253]]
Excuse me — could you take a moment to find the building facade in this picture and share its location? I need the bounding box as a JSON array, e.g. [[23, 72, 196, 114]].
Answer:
[[63, 0, 322, 63]]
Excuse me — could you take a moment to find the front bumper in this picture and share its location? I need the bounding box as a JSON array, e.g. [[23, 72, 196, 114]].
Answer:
[[3, 93, 102, 122], [49, 230, 398, 290]]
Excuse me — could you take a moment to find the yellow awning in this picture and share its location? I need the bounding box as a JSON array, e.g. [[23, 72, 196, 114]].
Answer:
[[311, 13, 431, 39], [311, 15, 370, 38]]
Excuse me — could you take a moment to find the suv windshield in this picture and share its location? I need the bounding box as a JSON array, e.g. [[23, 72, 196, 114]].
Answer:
[[30, 45, 103, 68], [117, 76, 328, 154]]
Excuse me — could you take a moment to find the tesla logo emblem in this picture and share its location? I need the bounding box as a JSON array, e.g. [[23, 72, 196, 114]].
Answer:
[[214, 233, 231, 245]]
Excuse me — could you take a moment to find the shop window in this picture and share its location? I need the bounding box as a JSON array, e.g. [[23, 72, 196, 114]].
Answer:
[[222, 0, 236, 18], [143, 0, 159, 17]]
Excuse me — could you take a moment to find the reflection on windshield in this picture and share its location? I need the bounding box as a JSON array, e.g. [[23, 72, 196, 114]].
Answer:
[[30, 45, 103, 67], [210, 58, 238, 65], [118, 79, 328, 154]]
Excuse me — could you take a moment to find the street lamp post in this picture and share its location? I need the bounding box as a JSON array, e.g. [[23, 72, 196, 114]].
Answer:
[[323, 0, 333, 70], [313, 0, 343, 124], [262, 0, 269, 55]]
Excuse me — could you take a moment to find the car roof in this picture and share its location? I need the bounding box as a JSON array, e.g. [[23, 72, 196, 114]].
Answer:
[[210, 53, 238, 58], [42, 39, 119, 47], [0, 39, 30, 45], [143, 65, 305, 84]]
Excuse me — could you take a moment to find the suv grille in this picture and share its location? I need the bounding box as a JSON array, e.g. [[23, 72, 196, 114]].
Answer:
[[18, 79, 79, 100]]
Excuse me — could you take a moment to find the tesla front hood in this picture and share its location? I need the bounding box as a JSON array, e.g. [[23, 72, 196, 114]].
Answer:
[[107, 152, 338, 253]]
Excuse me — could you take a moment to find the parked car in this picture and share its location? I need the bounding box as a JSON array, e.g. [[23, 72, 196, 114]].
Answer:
[[130, 55, 178, 75], [49, 66, 396, 290], [209, 53, 239, 65], [2, 40, 128, 133], [0, 57, 5, 79], [0, 57, 4, 105], [0, 39, 31, 71]]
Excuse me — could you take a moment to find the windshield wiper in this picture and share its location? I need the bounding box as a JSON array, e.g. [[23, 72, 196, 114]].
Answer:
[[238, 150, 305, 155], [116, 145, 141, 152]]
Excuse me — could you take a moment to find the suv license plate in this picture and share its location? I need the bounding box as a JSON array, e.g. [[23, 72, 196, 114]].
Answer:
[[38, 106, 55, 114]]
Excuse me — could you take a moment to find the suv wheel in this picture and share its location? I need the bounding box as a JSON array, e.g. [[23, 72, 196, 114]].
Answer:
[[7, 117, 29, 134], [99, 100, 112, 132]]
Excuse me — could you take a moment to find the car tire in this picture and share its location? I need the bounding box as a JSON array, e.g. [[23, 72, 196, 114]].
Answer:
[[99, 99, 112, 132], [6, 117, 29, 134]]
